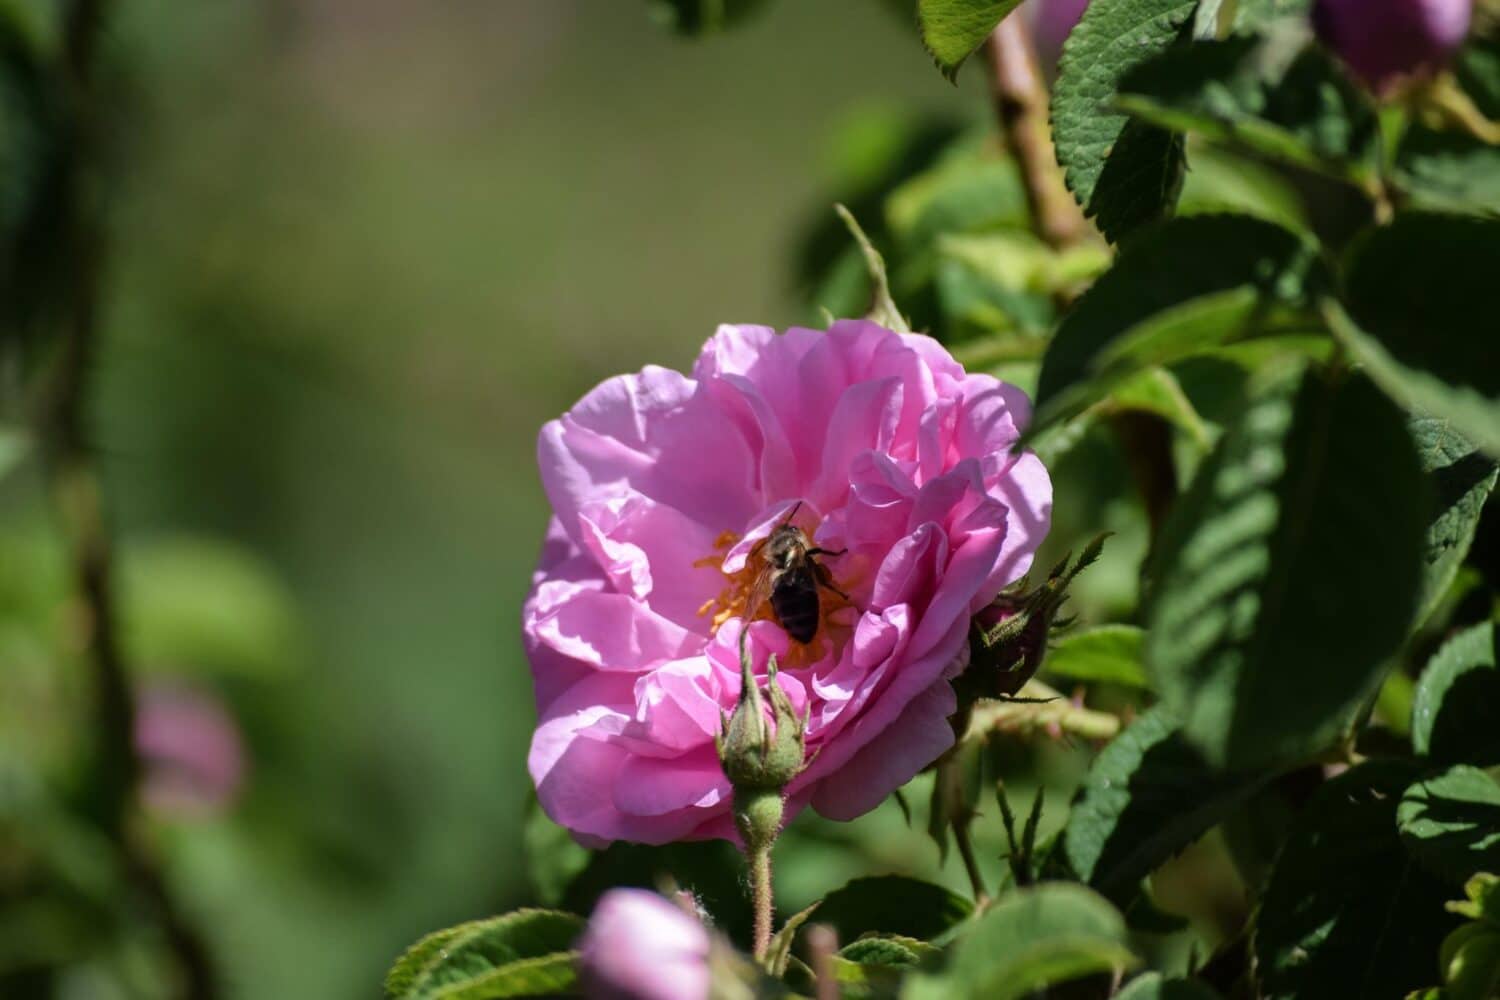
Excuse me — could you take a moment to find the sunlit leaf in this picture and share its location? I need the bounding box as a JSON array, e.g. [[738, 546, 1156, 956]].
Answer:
[[918, 0, 1024, 81], [1412, 622, 1500, 768], [1398, 765, 1500, 885]]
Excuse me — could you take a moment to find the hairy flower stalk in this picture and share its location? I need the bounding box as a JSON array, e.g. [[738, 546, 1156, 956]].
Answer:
[[716, 631, 809, 960]]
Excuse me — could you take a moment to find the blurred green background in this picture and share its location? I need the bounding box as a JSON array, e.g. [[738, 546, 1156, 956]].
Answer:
[[0, 2, 1048, 996]]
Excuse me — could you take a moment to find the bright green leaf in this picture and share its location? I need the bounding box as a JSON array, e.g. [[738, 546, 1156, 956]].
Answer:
[[917, 0, 1024, 81], [1412, 623, 1500, 768], [1145, 367, 1430, 770], [1051, 0, 1196, 241], [1396, 125, 1500, 216], [1117, 972, 1223, 1000], [1256, 760, 1461, 1000], [1031, 214, 1325, 440], [1044, 624, 1149, 688], [1063, 707, 1270, 898], [1111, 368, 1214, 450], [1398, 765, 1500, 885], [814, 875, 973, 944], [841, 934, 940, 966], [1231, 0, 1312, 30], [904, 883, 1136, 1000], [1332, 214, 1500, 460], [1411, 419, 1499, 628], [386, 909, 583, 999]]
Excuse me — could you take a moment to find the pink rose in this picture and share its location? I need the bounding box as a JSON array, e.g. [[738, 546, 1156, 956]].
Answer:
[[577, 889, 711, 1000], [526, 321, 1051, 845], [1314, 0, 1472, 92]]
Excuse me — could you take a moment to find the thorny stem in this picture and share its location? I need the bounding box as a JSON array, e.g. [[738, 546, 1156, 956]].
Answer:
[[982, 17, 1086, 251], [38, 2, 218, 997]]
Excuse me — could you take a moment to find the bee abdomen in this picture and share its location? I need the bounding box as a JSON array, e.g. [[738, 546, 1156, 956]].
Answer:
[[770, 582, 820, 644]]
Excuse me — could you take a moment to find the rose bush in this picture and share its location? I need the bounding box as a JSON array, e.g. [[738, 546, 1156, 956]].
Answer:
[[525, 320, 1051, 845]]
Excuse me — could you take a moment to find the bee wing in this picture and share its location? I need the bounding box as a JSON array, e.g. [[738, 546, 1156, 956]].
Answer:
[[743, 564, 775, 626]]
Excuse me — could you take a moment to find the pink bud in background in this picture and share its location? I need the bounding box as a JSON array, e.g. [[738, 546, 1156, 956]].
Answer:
[[1313, 0, 1472, 92], [577, 890, 711, 1000], [1026, 0, 1091, 79], [134, 682, 246, 818]]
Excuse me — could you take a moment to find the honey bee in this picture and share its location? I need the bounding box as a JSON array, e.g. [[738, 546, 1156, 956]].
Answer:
[[745, 503, 848, 644]]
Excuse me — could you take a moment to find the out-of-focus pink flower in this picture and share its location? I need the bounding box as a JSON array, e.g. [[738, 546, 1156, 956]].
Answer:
[[1314, 0, 1472, 92], [526, 321, 1051, 845], [1026, 0, 1091, 79], [577, 889, 711, 1000], [134, 682, 245, 818]]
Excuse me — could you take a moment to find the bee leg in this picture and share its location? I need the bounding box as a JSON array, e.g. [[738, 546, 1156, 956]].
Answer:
[[813, 561, 850, 601], [807, 547, 847, 557]]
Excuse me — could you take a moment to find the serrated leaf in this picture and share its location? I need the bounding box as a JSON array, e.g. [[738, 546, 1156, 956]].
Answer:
[[1412, 623, 1500, 768], [1117, 972, 1224, 1000], [1411, 419, 1499, 629], [1044, 624, 1149, 688], [1063, 707, 1271, 899], [1398, 765, 1500, 885], [1331, 214, 1500, 460], [1145, 367, 1430, 770], [840, 934, 940, 966], [904, 884, 1137, 1000], [1050, 0, 1196, 241], [1255, 760, 1461, 1000], [386, 910, 583, 999], [1030, 214, 1325, 440], [918, 0, 1025, 81], [1396, 125, 1500, 216], [814, 875, 973, 944], [1116, 37, 1380, 188]]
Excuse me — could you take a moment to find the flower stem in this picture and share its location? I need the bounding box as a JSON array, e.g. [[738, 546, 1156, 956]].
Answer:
[[953, 814, 990, 906], [749, 836, 774, 961]]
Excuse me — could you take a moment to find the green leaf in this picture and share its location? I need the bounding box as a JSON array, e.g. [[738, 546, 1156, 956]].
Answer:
[[385, 909, 583, 999], [1398, 765, 1500, 885], [904, 884, 1137, 1000], [1255, 760, 1462, 1000], [1044, 624, 1149, 688], [917, 0, 1024, 81], [813, 875, 973, 944], [1396, 125, 1500, 216], [0, 424, 28, 481], [646, 0, 770, 35], [1116, 37, 1380, 188], [1145, 367, 1430, 770], [765, 901, 820, 978], [1332, 213, 1500, 460], [1411, 419, 1499, 628], [1051, 0, 1196, 241], [522, 799, 590, 908], [1031, 214, 1325, 440], [1110, 368, 1214, 450], [885, 147, 1029, 251], [1455, 34, 1500, 119], [1412, 623, 1500, 768], [1231, 0, 1311, 30], [1178, 142, 1312, 235], [1063, 707, 1270, 899], [841, 934, 941, 966], [1117, 972, 1224, 1000], [560, 840, 752, 945]]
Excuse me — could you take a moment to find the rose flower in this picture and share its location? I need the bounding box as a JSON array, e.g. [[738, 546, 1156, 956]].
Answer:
[[525, 321, 1051, 845]]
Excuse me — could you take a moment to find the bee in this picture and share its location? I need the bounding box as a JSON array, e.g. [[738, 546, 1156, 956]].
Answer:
[[745, 503, 848, 644]]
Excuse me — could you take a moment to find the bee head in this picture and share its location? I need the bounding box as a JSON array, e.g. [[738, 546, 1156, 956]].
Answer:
[[765, 525, 809, 569]]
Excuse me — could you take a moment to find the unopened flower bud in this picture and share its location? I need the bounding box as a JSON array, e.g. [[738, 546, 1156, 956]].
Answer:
[[1314, 0, 1472, 93], [577, 889, 711, 1000], [715, 631, 807, 793]]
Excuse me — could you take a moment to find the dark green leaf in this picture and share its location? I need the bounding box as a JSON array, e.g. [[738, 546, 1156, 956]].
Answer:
[[1333, 213, 1500, 460], [1255, 760, 1461, 1000], [1050, 0, 1196, 242], [812, 875, 973, 944], [1456, 35, 1500, 119], [522, 799, 590, 908], [1410, 419, 1499, 628], [1044, 624, 1149, 688], [1031, 214, 1325, 439], [904, 884, 1137, 1000], [918, 0, 1025, 81], [1145, 368, 1430, 769], [1412, 623, 1500, 768], [1063, 707, 1270, 899], [1116, 38, 1380, 187], [385, 909, 583, 999], [1117, 972, 1224, 1000], [646, 0, 770, 35], [1396, 125, 1500, 216], [1398, 765, 1500, 884]]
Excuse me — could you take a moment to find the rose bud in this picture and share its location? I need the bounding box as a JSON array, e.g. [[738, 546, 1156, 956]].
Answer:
[[134, 681, 246, 818], [577, 889, 712, 1000], [1313, 0, 1473, 92], [1026, 0, 1091, 79]]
